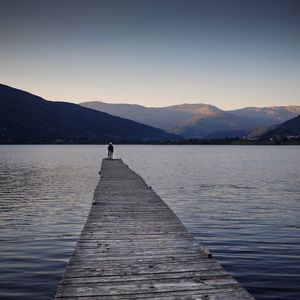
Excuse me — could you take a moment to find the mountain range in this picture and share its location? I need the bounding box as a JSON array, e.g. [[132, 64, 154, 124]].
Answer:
[[81, 101, 300, 138], [1, 83, 299, 143], [0, 84, 179, 143]]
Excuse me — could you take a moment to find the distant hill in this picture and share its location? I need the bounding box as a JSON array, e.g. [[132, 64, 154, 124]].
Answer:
[[171, 112, 258, 138], [0, 84, 180, 143], [169, 106, 300, 138], [261, 115, 300, 140], [166, 103, 222, 116], [81, 101, 300, 139], [229, 106, 300, 127], [81, 102, 220, 130]]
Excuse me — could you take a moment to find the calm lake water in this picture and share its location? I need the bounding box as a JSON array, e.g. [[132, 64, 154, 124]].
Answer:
[[0, 145, 299, 299]]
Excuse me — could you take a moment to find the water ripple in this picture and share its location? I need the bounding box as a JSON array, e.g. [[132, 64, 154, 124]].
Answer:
[[0, 145, 299, 300]]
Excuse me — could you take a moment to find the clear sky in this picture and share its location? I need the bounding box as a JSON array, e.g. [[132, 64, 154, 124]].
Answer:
[[1, 0, 299, 109]]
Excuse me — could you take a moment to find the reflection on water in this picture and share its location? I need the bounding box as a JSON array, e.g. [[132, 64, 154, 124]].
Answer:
[[0, 146, 99, 299], [0, 145, 299, 299]]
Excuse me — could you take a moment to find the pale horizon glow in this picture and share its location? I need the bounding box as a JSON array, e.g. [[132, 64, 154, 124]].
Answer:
[[1, 80, 300, 111], [1, 0, 299, 110]]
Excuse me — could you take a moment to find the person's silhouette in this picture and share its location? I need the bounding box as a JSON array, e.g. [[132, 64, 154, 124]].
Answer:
[[107, 142, 114, 160]]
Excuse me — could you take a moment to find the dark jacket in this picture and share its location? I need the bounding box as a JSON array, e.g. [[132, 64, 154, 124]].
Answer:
[[108, 144, 114, 152]]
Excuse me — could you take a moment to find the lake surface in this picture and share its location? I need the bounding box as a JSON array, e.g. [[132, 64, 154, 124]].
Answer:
[[0, 145, 299, 299]]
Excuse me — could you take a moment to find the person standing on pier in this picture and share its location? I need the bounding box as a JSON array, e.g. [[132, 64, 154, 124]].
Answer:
[[107, 142, 114, 160]]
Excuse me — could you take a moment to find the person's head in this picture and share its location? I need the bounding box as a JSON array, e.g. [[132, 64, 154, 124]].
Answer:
[[109, 142, 112, 145]]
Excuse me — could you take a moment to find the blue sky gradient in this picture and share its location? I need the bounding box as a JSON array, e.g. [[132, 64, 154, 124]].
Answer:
[[1, 0, 299, 109]]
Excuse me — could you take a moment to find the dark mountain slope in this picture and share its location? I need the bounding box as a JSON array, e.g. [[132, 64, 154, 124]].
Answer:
[[261, 115, 300, 139], [0, 84, 180, 143]]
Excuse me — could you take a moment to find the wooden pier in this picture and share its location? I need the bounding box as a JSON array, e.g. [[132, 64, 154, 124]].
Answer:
[[55, 159, 254, 299]]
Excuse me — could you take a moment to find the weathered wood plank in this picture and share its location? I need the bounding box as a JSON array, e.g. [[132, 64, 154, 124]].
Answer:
[[55, 277, 241, 297], [54, 159, 254, 299], [58, 270, 230, 285]]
